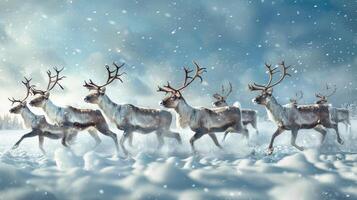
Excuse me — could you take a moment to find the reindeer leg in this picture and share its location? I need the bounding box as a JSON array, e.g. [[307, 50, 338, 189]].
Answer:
[[236, 123, 249, 139], [189, 132, 204, 154], [66, 130, 78, 145], [61, 131, 70, 148], [291, 129, 304, 151], [38, 135, 46, 155], [344, 121, 351, 135], [347, 123, 351, 135], [324, 122, 344, 145], [333, 123, 344, 145], [267, 128, 284, 155], [43, 131, 62, 139], [162, 129, 182, 144], [96, 123, 119, 155], [120, 130, 131, 156], [252, 120, 259, 135], [222, 131, 229, 142], [12, 129, 39, 149], [314, 126, 327, 144], [208, 133, 222, 149], [156, 131, 165, 149], [88, 129, 101, 148], [128, 132, 134, 147], [242, 127, 249, 139]]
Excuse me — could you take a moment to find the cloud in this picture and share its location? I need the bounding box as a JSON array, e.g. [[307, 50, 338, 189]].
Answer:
[[0, 0, 355, 117]]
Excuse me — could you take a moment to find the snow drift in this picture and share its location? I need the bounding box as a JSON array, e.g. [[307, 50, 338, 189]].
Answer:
[[0, 120, 356, 200]]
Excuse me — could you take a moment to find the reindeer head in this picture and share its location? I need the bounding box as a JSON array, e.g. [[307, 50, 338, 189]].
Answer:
[[212, 82, 232, 107], [9, 77, 33, 114], [158, 61, 206, 108], [289, 91, 303, 105], [315, 84, 336, 104], [29, 67, 65, 107], [249, 61, 291, 106], [83, 62, 125, 104]]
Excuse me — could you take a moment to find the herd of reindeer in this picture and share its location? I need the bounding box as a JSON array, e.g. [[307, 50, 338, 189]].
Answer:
[[8, 61, 351, 156]]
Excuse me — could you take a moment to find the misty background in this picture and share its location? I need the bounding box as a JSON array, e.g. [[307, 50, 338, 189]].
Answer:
[[0, 0, 356, 118]]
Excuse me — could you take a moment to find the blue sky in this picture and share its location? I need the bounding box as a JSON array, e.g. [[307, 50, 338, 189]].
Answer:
[[0, 0, 356, 114]]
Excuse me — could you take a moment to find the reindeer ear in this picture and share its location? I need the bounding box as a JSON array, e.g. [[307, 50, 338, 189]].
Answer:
[[266, 88, 273, 95], [44, 92, 50, 98], [99, 87, 106, 94], [213, 94, 222, 100], [174, 91, 181, 98], [21, 101, 27, 106]]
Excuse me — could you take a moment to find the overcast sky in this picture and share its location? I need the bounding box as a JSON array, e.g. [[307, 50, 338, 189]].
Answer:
[[0, 0, 356, 115]]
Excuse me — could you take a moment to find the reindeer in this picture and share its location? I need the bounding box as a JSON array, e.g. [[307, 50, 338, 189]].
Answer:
[[29, 67, 119, 155], [289, 91, 303, 106], [316, 84, 351, 133], [212, 82, 258, 141], [83, 63, 182, 155], [249, 61, 343, 155], [158, 61, 248, 153], [315, 84, 336, 104], [9, 77, 80, 154]]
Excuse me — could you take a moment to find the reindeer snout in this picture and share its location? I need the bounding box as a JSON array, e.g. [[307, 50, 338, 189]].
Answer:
[[84, 97, 89, 102], [9, 108, 14, 113]]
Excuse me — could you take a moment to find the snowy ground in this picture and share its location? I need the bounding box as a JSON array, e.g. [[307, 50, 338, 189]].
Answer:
[[0, 120, 357, 200]]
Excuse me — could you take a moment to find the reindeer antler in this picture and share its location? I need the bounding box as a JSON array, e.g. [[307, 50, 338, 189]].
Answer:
[[84, 62, 125, 91], [248, 61, 291, 91], [290, 90, 303, 103], [157, 61, 206, 94], [315, 83, 337, 100], [46, 67, 65, 91], [9, 77, 33, 105], [325, 84, 337, 97], [32, 67, 65, 95], [224, 82, 232, 98], [213, 82, 233, 100]]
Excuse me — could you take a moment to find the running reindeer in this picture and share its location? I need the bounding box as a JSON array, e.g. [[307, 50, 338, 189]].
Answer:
[[83, 63, 181, 155], [158, 61, 248, 153], [29, 67, 119, 155], [249, 61, 343, 155], [9, 77, 80, 154], [212, 82, 258, 141], [315, 84, 351, 133]]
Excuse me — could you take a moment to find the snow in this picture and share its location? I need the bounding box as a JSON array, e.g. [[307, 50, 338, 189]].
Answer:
[[0, 120, 356, 199]]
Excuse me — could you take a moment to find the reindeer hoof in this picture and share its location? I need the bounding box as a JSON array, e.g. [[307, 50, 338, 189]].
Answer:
[[338, 139, 344, 145], [62, 142, 69, 148], [266, 148, 274, 155], [12, 144, 19, 150], [297, 146, 304, 151], [123, 150, 129, 156]]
